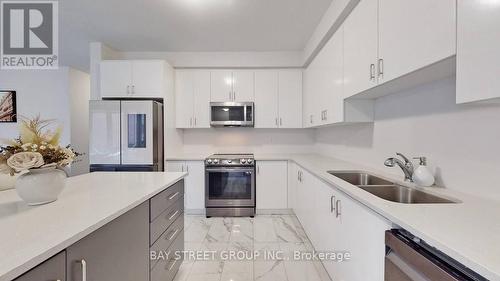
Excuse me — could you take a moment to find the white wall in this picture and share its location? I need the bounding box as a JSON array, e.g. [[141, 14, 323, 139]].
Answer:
[[0, 68, 90, 177], [182, 128, 315, 154], [315, 77, 500, 201]]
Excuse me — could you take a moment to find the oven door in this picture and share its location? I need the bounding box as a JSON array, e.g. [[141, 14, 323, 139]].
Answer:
[[210, 102, 254, 127], [205, 166, 255, 207]]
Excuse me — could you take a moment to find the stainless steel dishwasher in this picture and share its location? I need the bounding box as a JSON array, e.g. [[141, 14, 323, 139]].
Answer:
[[385, 230, 488, 281]]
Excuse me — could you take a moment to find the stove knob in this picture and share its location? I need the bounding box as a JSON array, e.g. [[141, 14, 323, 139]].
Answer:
[[207, 159, 213, 164], [241, 159, 247, 164], [227, 159, 232, 163], [247, 159, 253, 164], [213, 159, 219, 164]]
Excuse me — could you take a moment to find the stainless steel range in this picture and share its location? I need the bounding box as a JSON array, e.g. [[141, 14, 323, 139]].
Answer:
[[205, 154, 255, 217]]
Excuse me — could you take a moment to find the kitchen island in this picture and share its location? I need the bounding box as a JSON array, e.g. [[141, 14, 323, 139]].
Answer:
[[0, 171, 186, 281]]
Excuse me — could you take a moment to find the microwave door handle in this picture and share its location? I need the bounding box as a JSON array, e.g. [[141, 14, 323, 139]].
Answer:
[[244, 106, 247, 122]]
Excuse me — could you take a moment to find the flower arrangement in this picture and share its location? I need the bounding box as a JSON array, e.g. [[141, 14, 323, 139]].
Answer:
[[0, 116, 80, 176]]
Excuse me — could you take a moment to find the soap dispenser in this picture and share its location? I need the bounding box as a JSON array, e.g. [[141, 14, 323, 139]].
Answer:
[[412, 157, 435, 187]]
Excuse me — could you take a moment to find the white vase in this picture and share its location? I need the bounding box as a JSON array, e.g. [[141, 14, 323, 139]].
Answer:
[[15, 167, 67, 206]]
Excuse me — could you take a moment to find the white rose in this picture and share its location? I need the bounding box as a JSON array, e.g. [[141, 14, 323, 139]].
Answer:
[[7, 152, 45, 172], [58, 148, 76, 167]]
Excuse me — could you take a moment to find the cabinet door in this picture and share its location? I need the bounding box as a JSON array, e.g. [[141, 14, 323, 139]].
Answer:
[[193, 71, 211, 128], [120, 101, 154, 165], [287, 162, 298, 210], [67, 202, 149, 281], [232, 70, 255, 102], [210, 70, 233, 102], [302, 67, 317, 128], [100, 61, 132, 98], [254, 71, 279, 128], [14, 251, 66, 281], [343, 0, 378, 98], [295, 169, 315, 236], [335, 192, 391, 281], [457, 0, 500, 103], [184, 161, 205, 210], [278, 70, 303, 128], [89, 100, 121, 165], [131, 60, 164, 97], [175, 70, 194, 128], [166, 161, 186, 172], [256, 161, 288, 209], [378, 0, 456, 83]]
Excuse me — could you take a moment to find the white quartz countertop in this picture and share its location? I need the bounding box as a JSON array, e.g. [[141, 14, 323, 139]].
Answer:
[[166, 152, 500, 280], [0, 171, 186, 281]]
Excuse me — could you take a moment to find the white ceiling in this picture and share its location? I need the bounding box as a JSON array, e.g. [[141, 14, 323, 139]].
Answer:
[[59, 0, 333, 70]]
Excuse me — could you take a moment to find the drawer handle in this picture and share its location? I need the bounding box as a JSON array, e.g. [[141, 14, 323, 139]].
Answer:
[[79, 259, 87, 281], [168, 228, 179, 241], [167, 259, 178, 271], [168, 210, 179, 220], [168, 192, 180, 200]]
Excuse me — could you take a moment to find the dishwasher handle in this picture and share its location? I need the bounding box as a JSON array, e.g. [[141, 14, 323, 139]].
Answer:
[[385, 230, 486, 281]]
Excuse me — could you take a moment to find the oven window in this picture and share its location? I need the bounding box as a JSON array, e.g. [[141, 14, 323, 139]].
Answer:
[[208, 171, 253, 200], [211, 106, 245, 122]]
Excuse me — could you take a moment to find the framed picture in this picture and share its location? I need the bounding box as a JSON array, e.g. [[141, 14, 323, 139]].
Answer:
[[0, 91, 17, 122]]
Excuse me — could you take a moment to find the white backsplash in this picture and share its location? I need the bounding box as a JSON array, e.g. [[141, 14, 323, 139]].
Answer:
[[315, 76, 500, 201]]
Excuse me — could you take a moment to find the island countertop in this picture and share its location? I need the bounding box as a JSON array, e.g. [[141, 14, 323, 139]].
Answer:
[[0, 171, 186, 281]]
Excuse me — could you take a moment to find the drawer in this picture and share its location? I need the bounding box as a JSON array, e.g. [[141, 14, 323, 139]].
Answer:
[[150, 230, 184, 281], [14, 251, 66, 281], [150, 200, 184, 245], [150, 179, 184, 221]]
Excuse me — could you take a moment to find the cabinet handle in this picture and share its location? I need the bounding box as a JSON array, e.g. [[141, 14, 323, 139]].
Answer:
[[79, 259, 87, 281], [275, 118, 278, 126], [168, 210, 179, 220], [194, 117, 197, 126], [297, 171, 300, 181], [257, 166, 260, 174], [330, 196, 336, 213], [371, 64, 376, 81], [131, 85, 135, 94], [168, 228, 179, 240], [167, 259, 178, 271], [126, 85, 130, 95], [279, 118, 282, 126], [232, 92, 236, 101], [378, 59, 384, 79], [168, 192, 180, 200], [335, 200, 342, 218], [310, 115, 313, 124], [324, 110, 327, 121]]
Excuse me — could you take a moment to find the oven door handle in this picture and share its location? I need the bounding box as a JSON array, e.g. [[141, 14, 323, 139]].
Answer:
[[205, 167, 254, 173]]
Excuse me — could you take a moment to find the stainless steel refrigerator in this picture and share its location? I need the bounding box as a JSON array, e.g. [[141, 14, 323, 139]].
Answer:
[[89, 100, 164, 172]]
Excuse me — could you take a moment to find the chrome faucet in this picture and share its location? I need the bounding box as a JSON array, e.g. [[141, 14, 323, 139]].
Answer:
[[384, 153, 414, 182]]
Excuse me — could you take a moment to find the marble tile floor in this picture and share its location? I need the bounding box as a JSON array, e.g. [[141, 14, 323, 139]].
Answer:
[[174, 215, 332, 281]]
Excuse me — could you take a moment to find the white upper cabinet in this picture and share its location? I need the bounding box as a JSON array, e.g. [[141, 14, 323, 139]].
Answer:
[[175, 70, 211, 128], [192, 71, 211, 128], [232, 70, 255, 102], [457, 0, 500, 103], [278, 70, 303, 128], [254, 70, 303, 129], [255, 71, 279, 128], [378, 0, 456, 84], [302, 67, 318, 128], [256, 161, 288, 210], [100, 61, 132, 97], [100, 60, 165, 98], [210, 70, 255, 102], [343, 0, 378, 98], [210, 70, 233, 102], [175, 70, 195, 128]]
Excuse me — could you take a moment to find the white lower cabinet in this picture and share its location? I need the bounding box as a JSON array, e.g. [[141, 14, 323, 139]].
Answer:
[[294, 167, 391, 281], [256, 161, 288, 210], [166, 161, 205, 210]]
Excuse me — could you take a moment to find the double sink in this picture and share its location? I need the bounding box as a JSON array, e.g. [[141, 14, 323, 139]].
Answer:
[[328, 171, 457, 204]]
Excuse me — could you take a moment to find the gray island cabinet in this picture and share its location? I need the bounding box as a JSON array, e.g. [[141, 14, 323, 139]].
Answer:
[[12, 179, 185, 281]]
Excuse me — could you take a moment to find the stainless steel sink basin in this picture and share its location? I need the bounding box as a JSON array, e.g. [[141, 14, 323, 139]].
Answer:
[[357, 185, 456, 204], [328, 171, 458, 204], [328, 171, 394, 186]]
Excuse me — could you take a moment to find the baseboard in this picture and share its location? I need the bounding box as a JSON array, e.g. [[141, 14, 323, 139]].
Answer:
[[256, 209, 294, 215]]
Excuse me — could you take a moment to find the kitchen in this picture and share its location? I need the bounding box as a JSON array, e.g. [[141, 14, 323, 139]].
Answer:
[[1, 0, 500, 281]]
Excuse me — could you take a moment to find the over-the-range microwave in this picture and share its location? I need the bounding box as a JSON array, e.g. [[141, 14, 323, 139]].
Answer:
[[210, 102, 254, 127]]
